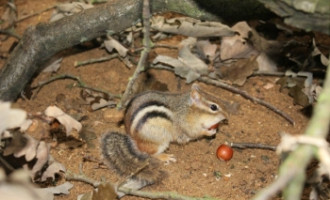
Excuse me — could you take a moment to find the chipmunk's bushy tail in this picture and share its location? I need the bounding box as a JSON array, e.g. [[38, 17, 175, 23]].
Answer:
[[101, 132, 165, 196]]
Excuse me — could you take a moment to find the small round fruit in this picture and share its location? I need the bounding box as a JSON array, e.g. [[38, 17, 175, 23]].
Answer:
[[216, 144, 233, 161]]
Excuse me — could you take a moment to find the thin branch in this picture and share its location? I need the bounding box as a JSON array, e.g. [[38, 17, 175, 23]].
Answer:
[[252, 71, 286, 77], [119, 0, 152, 108], [74, 54, 119, 68], [30, 74, 120, 99], [151, 65, 294, 125], [118, 187, 219, 200], [131, 43, 178, 53], [65, 170, 101, 188], [0, 29, 21, 40], [198, 76, 294, 125], [230, 142, 276, 151], [65, 170, 219, 200]]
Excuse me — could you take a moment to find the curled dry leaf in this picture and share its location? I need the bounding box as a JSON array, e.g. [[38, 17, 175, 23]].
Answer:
[[312, 39, 329, 67], [153, 37, 209, 83], [81, 89, 116, 111], [13, 134, 38, 162], [41, 159, 66, 181], [31, 141, 50, 176], [44, 106, 82, 136], [104, 36, 128, 57], [196, 40, 218, 62], [0, 101, 27, 134], [2, 132, 65, 182], [151, 16, 235, 37], [220, 21, 258, 60], [218, 55, 258, 86], [0, 169, 70, 200], [42, 57, 63, 73]]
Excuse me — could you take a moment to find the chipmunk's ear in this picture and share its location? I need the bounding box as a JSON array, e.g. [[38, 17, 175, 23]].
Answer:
[[190, 83, 202, 105]]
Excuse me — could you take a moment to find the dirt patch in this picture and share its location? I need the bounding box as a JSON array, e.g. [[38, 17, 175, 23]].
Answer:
[[0, 1, 319, 200]]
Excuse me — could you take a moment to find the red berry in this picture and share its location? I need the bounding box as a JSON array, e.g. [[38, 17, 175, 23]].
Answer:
[[216, 144, 233, 161]]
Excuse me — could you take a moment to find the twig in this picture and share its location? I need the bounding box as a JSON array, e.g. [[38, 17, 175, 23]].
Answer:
[[74, 54, 119, 68], [30, 74, 120, 99], [65, 170, 101, 188], [16, 6, 56, 23], [230, 142, 276, 151], [252, 71, 286, 77], [0, 29, 21, 40], [119, 0, 152, 108], [65, 170, 219, 200], [253, 57, 330, 199], [199, 77, 294, 125], [151, 65, 294, 125], [131, 43, 178, 53], [118, 187, 219, 200]]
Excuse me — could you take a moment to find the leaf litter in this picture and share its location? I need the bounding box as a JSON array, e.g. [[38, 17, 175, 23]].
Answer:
[[0, 102, 70, 200]]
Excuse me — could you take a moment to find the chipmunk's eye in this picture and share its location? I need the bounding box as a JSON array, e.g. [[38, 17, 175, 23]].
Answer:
[[210, 104, 218, 111]]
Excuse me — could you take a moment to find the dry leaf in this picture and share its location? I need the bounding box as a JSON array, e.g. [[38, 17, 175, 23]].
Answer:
[[13, 134, 38, 162], [81, 89, 116, 111], [312, 39, 329, 67], [0, 101, 27, 134], [151, 16, 235, 37], [104, 36, 128, 57], [31, 141, 50, 176], [37, 182, 73, 195], [153, 55, 201, 83], [218, 55, 258, 86], [0, 169, 53, 200], [42, 57, 63, 73], [196, 40, 218, 61], [256, 53, 277, 72], [178, 45, 208, 75], [44, 106, 82, 136], [220, 21, 258, 60], [41, 156, 66, 181]]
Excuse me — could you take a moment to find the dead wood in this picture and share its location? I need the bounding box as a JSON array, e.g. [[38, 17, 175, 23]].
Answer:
[[0, 0, 271, 101]]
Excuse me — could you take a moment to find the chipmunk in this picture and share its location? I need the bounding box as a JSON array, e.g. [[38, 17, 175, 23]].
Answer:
[[101, 83, 228, 195]]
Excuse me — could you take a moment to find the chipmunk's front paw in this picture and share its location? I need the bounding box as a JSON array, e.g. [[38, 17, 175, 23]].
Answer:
[[154, 153, 177, 164]]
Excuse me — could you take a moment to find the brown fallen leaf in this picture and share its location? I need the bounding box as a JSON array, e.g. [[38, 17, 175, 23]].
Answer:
[[31, 141, 50, 177], [220, 21, 258, 60], [44, 106, 82, 136], [104, 36, 128, 57], [218, 55, 258, 86], [41, 156, 66, 181]]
